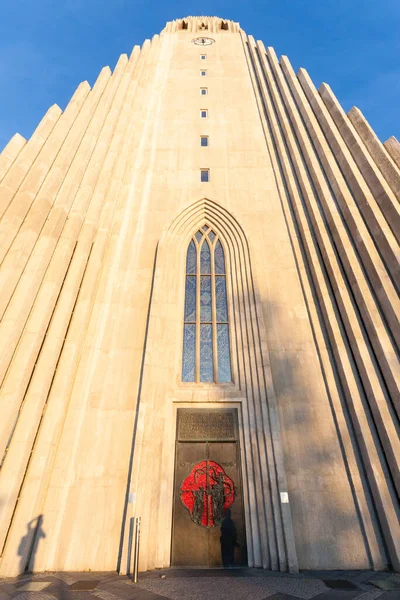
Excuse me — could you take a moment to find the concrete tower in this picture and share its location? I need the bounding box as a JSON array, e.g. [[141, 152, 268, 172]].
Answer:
[[0, 16, 399, 577]]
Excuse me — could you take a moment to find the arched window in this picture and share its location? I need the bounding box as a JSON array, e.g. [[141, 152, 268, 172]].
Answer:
[[182, 226, 232, 383]]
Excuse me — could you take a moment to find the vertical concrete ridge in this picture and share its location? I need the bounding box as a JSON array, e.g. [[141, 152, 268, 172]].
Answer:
[[0, 104, 63, 217], [243, 33, 399, 570], [347, 106, 400, 201], [112, 53, 128, 75], [129, 45, 141, 61], [0, 133, 27, 181], [384, 135, 400, 169], [319, 83, 400, 244]]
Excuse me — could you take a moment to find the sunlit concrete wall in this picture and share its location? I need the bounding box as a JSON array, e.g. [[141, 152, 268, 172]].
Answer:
[[0, 16, 398, 576]]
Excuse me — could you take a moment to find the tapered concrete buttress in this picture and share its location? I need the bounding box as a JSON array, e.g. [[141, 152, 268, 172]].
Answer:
[[0, 104, 62, 219], [348, 106, 400, 202], [0, 133, 27, 181], [384, 136, 400, 169]]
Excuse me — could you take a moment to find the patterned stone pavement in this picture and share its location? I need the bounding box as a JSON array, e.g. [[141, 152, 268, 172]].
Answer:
[[0, 570, 399, 600]]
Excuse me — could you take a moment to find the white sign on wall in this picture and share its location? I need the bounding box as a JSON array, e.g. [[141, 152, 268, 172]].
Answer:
[[280, 492, 289, 504]]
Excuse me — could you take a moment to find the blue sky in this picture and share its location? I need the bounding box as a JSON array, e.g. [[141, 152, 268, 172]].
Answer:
[[0, 0, 399, 151]]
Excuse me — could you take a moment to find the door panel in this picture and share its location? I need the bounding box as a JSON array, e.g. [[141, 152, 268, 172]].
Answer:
[[172, 442, 208, 567]]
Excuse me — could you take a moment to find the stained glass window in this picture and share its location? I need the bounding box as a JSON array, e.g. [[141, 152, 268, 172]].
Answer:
[[182, 325, 196, 382], [200, 240, 211, 273], [184, 276, 196, 322], [182, 227, 232, 383], [200, 276, 212, 321], [186, 240, 196, 274]]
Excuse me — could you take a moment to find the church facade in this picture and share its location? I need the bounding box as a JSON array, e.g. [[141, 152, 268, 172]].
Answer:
[[0, 16, 399, 576]]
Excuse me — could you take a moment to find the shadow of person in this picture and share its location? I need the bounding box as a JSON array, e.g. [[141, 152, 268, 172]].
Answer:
[[18, 515, 46, 574], [220, 509, 237, 568]]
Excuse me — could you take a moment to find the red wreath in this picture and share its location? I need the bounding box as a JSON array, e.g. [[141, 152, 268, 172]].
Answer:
[[179, 460, 235, 527]]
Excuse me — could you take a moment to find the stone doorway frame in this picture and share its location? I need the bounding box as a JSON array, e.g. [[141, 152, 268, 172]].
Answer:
[[171, 407, 247, 567]]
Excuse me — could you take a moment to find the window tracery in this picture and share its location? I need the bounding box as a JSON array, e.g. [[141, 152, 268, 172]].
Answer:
[[182, 226, 232, 383]]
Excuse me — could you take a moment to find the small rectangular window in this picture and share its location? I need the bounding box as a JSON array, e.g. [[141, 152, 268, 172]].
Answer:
[[200, 169, 210, 182], [200, 110, 208, 118], [200, 88, 207, 95], [200, 136, 209, 147], [200, 70, 207, 76], [201, 54, 207, 60]]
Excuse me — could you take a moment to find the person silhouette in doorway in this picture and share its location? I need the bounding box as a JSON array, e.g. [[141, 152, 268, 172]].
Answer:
[[220, 509, 237, 567]]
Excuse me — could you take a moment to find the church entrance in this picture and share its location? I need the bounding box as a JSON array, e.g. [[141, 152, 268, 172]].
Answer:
[[171, 408, 247, 567]]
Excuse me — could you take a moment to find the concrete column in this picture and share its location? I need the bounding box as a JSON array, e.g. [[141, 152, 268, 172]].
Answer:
[[384, 136, 400, 169], [0, 133, 26, 181], [0, 105, 62, 218], [348, 107, 400, 202]]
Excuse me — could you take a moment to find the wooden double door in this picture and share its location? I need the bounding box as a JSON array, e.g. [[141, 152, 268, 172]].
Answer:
[[171, 409, 246, 567]]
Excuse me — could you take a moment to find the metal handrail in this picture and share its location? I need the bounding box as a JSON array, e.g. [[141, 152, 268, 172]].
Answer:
[[133, 516, 141, 583]]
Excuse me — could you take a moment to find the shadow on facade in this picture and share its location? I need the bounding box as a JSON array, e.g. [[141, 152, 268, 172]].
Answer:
[[18, 514, 46, 574], [264, 296, 388, 570]]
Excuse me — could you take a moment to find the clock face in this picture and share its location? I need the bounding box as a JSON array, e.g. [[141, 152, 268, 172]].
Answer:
[[192, 37, 215, 46]]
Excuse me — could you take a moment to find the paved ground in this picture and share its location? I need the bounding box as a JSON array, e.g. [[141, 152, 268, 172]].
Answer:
[[1, 569, 400, 600]]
